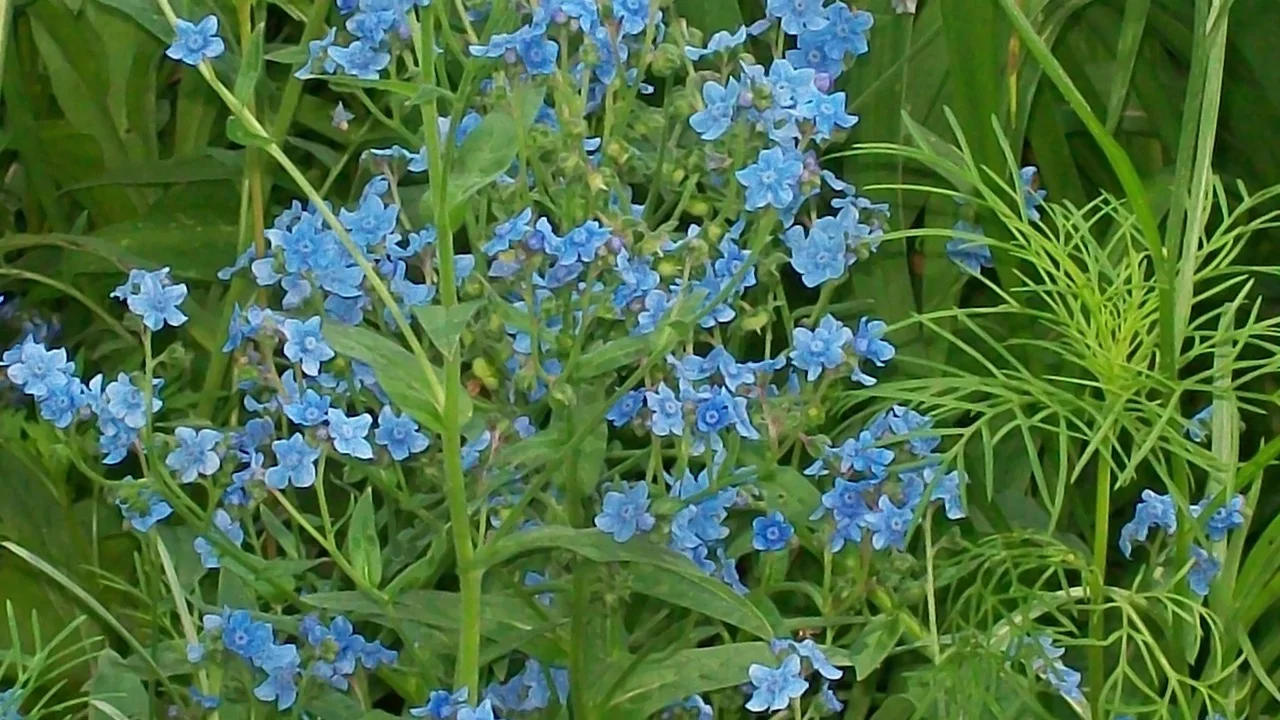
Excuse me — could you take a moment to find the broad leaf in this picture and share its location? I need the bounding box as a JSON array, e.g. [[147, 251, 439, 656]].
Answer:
[[345, 488, 383, 588], [608, 642, 852, 716], [471, 526, 776, 639]]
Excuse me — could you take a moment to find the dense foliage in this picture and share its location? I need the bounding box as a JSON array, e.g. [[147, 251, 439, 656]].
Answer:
[[1, 0, 1280, 719]]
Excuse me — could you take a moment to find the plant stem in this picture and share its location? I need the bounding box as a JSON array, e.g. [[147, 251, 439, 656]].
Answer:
[[1088, 446, 1111, 710], [415, 5, 481, 698], [563, 420, 592, 720]]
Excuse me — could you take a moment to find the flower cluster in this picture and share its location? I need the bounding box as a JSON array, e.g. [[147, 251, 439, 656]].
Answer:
[[685, 2, 889, 286], [745, 639, 843, 713], [1119, 486, 1246, 597], [188, 610, 396, 711], [807, 404, 965, 553]]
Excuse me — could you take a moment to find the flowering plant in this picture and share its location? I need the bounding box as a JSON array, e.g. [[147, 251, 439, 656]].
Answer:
[[3, 0, 1280, 718]]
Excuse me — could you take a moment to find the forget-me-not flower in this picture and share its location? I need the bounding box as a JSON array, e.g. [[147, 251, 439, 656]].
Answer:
[[266, 433, 321, 489], [166, 427, 223, 484], [374, 406, 429, 460], [594, 481, 656, 542], [790, 314, 851, 381], [745, 654, 808, 712], [166, 15, 225, 66], [752, 511, 794, 551]]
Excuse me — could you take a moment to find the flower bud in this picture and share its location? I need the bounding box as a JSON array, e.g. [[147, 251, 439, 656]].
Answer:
[[650, 43, 683, 76]]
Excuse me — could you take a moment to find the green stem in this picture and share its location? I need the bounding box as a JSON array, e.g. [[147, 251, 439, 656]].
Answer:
[[563, 419, 592, 720], [415, 5, 481, 697], [1088, 447, 1111, 710]]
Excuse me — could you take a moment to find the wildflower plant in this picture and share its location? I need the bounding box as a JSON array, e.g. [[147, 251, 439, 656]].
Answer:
[[1, 0, 1279, 718]]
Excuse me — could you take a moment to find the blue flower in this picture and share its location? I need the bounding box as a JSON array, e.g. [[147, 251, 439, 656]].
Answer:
[[546, 220, 610, 266], [646, 382, 685, 436], [296, 27, 338, 78], [374, 406, 429, 460], [946, 221, 993, 274], [822, 4, 873, 58], [1188, 545, 1220, 597], [1042, 660, 1084, 703], [411, 688, 469, 719], [613, 250, 660, 310], [116, 269, 189, 331], [606, 389, 645, 427], [340, 193, 399, 249], [116, 486, 173, 532], [1192, 493, 1245, 542], [165, 15, 225, 65], [745, 654, 808, 712], [457, 700, 498, 720], [807, 91, 858, 139], [835, 430, 894, 478], [36, 378, 87, 428], [783, 216, 849, 287], [1019, 166, 1048, 221], [166, 427, 223, 484], [1186, 404, 1212, 442], [785, 31, 845, 77], [849, 318, 894, 385], [689, 78, 740, 141], [594, 481, 656, 542], [461, 430, 492, 471], [767, 0, 828, 34], [927, 469, 967, 520], [0, 688, 23, 720], [102, 373, 162, 429], [2, 339, 74, 398], [1118, 489, 1178, 558], [222, 610, 274, 665], [265, 433, 321, 489], [282, 385, 331, 427], [611, 0, 651, 35], [790, 315, 851, 381], [752, 511, 794, 551], [515, 28, 559, 75], [253, 643, 301, 710], [327, 409, 374, 459], [281, 316, 336, 376], [736, 146, 804, 212], [635, 289, 671, 335], [818, 680, 844, 714], [783, 638, 843, 680], [329, 40, 391, 79], [864, 494, 913, 551], [193, 508, 245, 569]]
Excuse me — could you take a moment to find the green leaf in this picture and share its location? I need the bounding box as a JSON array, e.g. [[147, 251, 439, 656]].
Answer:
[[438, 85, 545, 224], [849, 613, 904, 680], [68, 211, 239, 281], [471, 526, 775, 639], [345, 488, 383, 588], [217, 566, 255, 609], [60, 150, 242, 190], [89, 649, 150, 720], [327, 76, 455, 103], [608, 642, 852, 716], [322, 323, 468, 435], [226, 116, 272, 148], [573, 336, 649, 380], [265, 43, 310, 65], [674, 0, 741, 33], [413, 299, 484, 356], [233, 22, 265, 104]]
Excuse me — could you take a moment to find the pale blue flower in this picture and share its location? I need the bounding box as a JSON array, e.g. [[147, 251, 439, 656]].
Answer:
[[166, 15, 225, 66]]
